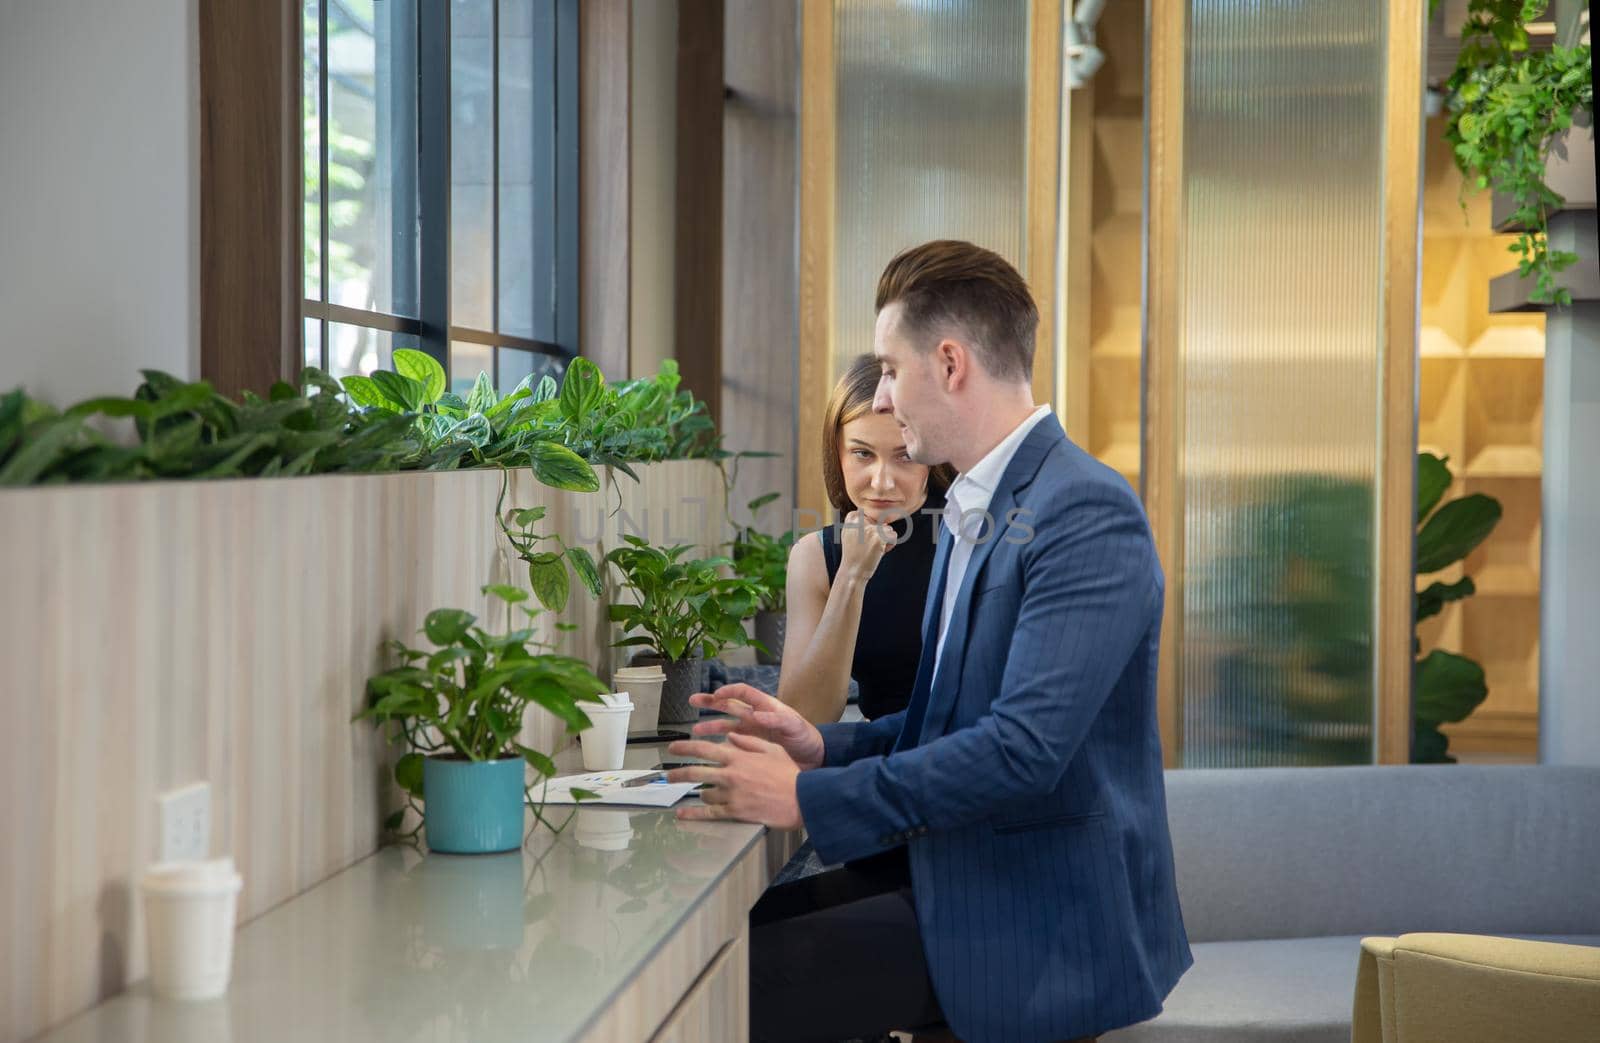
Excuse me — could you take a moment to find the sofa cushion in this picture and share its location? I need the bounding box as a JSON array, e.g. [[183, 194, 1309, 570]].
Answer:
[[1102, 934, 1600, 1043], [1162, 766, 1600, 942]]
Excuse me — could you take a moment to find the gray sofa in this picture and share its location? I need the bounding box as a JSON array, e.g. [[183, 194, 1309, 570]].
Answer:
[[1105, 765, 1600, 1043]]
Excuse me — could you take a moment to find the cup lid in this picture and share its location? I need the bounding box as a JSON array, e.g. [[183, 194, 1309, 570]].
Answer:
[[597, 692, 632, 708], [612, 666, 666, 680]]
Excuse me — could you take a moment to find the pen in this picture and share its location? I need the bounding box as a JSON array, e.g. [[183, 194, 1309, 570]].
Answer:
[[620, 772, 665, 788]]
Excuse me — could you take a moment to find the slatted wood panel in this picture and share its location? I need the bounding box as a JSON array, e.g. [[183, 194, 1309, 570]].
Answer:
[[0, 462, 727, 1041], [722, 0, 800, 525]]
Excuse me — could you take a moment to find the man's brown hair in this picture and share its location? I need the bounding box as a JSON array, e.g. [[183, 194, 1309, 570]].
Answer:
[[822, 354, 955, 516], [875, 239, 1038, 383]]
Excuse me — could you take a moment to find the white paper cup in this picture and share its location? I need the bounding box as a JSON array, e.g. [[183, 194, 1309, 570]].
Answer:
[[141, 859, 243, 1001], [580, 701, 633, 770], [612, 667, 666, 734]]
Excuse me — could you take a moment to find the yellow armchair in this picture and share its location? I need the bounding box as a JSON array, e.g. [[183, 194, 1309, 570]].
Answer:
[[1353, 933, 1600, 1043]]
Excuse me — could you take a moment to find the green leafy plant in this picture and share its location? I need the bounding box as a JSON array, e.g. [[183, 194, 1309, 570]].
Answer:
[[730, 492, 797, 615], [512, 358, 730, 477], [355, 584, 610, 838], [342, 349, 600, 491], [2, 352, 742, 488], [1437, 0, 1594, 305], [0, 368, 422, 486], [603, 536, 764, 662], [1414, 451, 1504, 763], [495, 476, 605, 615]]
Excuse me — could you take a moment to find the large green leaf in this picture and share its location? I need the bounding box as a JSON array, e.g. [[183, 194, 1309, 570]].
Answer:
[[1417, 452, 1452, 523], [341, 375, 391, 411], [465, 370, 497, 415], [0, 415, 87, 485], [1415, 577, 1476, 624], [529, 440, 600, 491], [395, 752, 426, 798], [1412, 722, 1454, 764], [519, 745, 558, 778], [528, 553, 570, 613], [482, 583, 530, 605], [565, 545, 603, 599], [1415, 649, 1488, 725], [371, 370, 425, 412], [393, 349, 447, 403], [423, 608, 476, 647], [558, 357, 606, 425], [1417, 494, 1502, 573]]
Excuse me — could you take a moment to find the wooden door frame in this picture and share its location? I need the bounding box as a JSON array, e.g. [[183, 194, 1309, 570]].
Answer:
[[1143, 0, 1422, 766]]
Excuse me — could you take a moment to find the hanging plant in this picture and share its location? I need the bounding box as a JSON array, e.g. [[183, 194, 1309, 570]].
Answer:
[[1437, 0, 1594, 306]]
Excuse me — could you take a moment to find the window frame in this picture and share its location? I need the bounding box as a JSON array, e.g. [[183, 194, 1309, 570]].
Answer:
[[300, 0, 580, 387]]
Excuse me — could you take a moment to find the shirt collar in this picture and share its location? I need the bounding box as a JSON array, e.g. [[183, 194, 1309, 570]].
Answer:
[[948, 405, 1052, 509]]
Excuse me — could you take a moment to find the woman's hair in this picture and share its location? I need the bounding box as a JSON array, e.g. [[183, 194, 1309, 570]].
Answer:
[[821, 353, 954, 515]]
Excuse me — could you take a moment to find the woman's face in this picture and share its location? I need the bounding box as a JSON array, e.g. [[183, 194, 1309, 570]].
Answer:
[[839, 412, 930, 520]]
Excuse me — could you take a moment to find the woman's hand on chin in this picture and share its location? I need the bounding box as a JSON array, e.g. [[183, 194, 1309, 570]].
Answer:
[[838, 509, 894, 585]]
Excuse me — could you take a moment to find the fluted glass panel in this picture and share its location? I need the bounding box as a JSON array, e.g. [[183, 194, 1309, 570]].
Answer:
[[833, 0, 1027, 371], [1177, 0, 1385, 766]]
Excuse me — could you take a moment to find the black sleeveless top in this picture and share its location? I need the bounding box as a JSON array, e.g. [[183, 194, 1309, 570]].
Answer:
[[819, 489, 945, 721]]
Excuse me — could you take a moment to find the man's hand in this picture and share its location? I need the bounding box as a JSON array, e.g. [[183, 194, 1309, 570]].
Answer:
[[683, 683, 826, 771], [666, 733, 804, 828]]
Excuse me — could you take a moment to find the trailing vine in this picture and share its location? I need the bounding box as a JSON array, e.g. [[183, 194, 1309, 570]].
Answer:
[[1438, 0, 1593, 305]]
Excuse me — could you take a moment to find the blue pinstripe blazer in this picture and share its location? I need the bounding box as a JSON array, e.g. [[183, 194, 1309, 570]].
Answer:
[[795, 416, 1192, 1042]]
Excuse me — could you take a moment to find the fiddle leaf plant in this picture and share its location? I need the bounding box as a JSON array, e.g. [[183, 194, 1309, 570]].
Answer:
[[603, 536, 764, 662], [355, 584, 609, 838], [1437, 0, 1594, 305], [1413, 451, 1504, 763], [730, 492, 797, 615]]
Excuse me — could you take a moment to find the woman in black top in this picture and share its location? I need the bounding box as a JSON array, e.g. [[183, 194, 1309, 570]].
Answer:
[[778, 354, 954, 723]]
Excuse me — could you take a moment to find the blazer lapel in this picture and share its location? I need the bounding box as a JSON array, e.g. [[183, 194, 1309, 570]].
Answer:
[[918, 416, 1065, 745], [894, 525, 953, 753]]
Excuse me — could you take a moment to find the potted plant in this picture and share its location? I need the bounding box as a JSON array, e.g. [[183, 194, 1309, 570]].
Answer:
[[356, 584, 608, 854], [730, 492, 797, 665], [602, 536, 763, 724], [1437, 0, 1593, 305], [1413, 451, 1504, 763]]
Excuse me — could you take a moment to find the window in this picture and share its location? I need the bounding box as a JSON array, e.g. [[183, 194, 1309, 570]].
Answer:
[[302, 0, 577, 392]]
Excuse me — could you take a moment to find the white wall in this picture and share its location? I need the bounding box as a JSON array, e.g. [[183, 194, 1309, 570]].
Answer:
[[0, 0, 199, 407]]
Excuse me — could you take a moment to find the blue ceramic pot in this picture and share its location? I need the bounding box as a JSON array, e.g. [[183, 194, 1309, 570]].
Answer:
[[422, 756, 526, 854]]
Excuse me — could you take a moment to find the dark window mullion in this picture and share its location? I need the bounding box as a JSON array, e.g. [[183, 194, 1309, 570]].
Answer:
[[417, 0, 452, 375], [318, 0, 330, 369], [450, 325, 564, 356], [305, 300, 423, 336], [492, 0, 501, 390]]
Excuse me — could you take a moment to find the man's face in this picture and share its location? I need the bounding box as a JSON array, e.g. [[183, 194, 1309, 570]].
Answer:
[[871, 303, 944, 466]]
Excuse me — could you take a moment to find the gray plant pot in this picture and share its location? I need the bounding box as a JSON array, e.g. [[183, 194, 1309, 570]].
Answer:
[[629, 653, 704, 724], [754, 610, 786, 666]]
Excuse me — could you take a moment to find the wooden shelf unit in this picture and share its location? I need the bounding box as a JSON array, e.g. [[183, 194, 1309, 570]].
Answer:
[[1082, 0, 1145, 487], [1418, 114, 1546, 757]]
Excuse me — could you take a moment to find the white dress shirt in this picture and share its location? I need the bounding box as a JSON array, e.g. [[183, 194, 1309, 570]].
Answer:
[[932, 405, 1053, 681]]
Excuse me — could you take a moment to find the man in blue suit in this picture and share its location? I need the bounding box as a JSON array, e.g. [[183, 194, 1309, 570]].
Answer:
[[667, 240, 1191, 1042]]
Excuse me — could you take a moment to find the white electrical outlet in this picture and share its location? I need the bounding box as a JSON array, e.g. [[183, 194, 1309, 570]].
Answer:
[[158, 782, 211, 863]]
